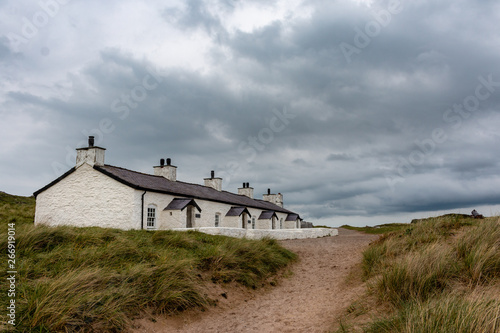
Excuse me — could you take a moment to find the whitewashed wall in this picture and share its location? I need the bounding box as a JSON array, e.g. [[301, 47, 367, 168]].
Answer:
[[195, 200, 231, 228], [276, 212, 288, 229], [35, 164, 139, 229], [223, 215, 242, 228], [178, 227, 339, 240], [144, 192, 178, 228]]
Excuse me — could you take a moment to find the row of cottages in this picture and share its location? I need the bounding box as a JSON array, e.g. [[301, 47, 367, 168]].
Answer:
[[33, 137, 302, 231]]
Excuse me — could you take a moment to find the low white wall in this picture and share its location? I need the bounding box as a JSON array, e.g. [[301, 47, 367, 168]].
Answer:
[[172, 227, 338, 240]]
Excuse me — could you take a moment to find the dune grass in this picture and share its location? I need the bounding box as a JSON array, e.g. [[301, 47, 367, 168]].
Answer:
[[0, 193, 297, 332], [337, 215, 500, 333]]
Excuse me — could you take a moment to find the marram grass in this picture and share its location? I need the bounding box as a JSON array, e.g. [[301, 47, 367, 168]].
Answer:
[[0, 193, 296, 332], [343, 215, 500, 333]]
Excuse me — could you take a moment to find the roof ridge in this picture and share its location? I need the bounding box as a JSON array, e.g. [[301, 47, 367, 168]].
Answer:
[[97, 165, 295, 214], [103, 164, 214, 188], [102, 164, 166, 179]]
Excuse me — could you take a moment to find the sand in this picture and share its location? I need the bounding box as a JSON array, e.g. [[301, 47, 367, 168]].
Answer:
[[133, 228, 378, 333]]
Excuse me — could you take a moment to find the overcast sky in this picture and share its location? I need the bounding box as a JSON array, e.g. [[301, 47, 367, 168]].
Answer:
[[1, 0, 500, 226]]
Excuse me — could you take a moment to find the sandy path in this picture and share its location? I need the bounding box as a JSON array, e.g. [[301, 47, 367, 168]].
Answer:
[[133, 229, 378, 333]]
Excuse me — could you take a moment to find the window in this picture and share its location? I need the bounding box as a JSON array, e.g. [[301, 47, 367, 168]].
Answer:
[[215, 213, 220, 227], [280, 218, 283, 229], [147, 205, 156, 229], [252, 217, 256, 229]]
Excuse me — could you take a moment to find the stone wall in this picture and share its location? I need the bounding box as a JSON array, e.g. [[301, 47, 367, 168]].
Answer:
[[173, 227, 339, 240]]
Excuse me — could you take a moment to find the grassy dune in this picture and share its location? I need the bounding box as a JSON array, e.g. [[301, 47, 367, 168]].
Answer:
[[338, 215, 500, 332], [0, 192, 296, 332]]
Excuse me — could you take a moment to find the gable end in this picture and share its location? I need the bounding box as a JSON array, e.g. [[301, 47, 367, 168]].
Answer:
[[33, 167, 76, 198]]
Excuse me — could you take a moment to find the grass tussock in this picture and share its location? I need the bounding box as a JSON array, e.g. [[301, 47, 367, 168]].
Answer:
[[0, 193, 296, 332], [377, 243, 456, 306], [337, 215, 500, 333]]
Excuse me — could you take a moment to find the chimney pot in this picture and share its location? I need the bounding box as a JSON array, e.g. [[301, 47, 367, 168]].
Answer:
[[204, 171, 222, 191], [154, 158, 177, 181], [76, 136, 105, 167], [268, 188, 271, 195], [238, 182, 254, 198]]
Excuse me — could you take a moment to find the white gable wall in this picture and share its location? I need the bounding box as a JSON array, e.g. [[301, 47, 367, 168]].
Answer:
[[35, 164, 139, 229]]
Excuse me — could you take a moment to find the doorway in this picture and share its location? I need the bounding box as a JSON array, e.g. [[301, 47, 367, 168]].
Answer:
[[186, 206, 194, 228], [242, 213, 248, 229]]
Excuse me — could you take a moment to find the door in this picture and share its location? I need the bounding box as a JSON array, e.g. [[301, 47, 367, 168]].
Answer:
[[186, 206, 193, 228], [242, 213, 247, 229]]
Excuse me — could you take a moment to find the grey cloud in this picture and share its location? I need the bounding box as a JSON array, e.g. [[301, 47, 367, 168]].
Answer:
[[326, 153, 353, 161], [2, 0, 500, 226], [163, 0, 223, 34]]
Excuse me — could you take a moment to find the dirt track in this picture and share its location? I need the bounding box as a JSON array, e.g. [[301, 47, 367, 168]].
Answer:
[[133, 229, 378, 333]]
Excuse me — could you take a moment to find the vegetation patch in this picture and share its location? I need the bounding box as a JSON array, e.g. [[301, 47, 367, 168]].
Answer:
[[336, 215, 500, 333], [0, 193, 296, 332], [341, 223, 409, 235]]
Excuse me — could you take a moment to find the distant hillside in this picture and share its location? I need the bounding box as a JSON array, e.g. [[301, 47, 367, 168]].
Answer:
[[0, 191, 35, 226], [0, 191, 35, 205]]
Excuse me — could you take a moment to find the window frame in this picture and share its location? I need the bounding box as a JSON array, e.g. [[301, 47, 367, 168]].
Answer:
[[215, 213, 220, 227], [146, 205, 157, 230]]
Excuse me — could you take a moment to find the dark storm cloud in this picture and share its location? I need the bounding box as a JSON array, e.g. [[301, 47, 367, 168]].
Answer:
[[1, 0, 500, 225]]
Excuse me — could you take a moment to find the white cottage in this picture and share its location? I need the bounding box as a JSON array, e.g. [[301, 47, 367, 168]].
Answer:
[[34, 137, 302, 231]]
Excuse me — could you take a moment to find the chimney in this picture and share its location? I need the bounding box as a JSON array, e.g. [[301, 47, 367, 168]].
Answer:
[[76, 136, 106, 167], [154, 157, 177, 181], [263, 189, 284, 207], [238, 182, 254, 199], [204, 170, 222, 191]]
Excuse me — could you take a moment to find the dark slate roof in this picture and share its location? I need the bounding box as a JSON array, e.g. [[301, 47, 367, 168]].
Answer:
[[258, 211, 278, 220], [94, 165, 296, 214], [226, 207, 251, 217], [164, 198, 201, 212], [286, 213, 299, 221]]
